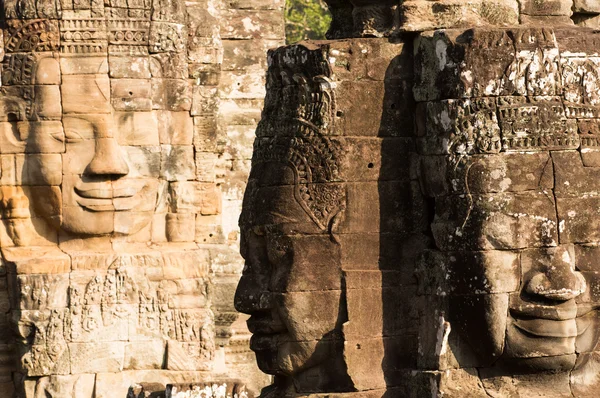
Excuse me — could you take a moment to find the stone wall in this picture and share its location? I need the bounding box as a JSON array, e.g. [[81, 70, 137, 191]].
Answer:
[[324, 0, 590, 38], [0, 0, 283, 396]]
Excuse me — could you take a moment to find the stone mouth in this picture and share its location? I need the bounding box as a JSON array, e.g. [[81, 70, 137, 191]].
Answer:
[[509, 300, 579, 321], [75, 186, 137, 199], [247, 315, 287, 335], [249, 333, 281, 352], [512, 317, 580, 338], [74, 183, 143, 212]]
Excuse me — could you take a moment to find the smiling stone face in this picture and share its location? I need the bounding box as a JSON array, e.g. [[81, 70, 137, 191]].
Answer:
[[412, 26, 600, 396], [0, 0, 278, 394], [57, 74, 159, 235]]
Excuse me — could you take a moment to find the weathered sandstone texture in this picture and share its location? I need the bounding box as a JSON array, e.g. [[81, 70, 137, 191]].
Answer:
[[0, 0, 283, 396], [236, 6, 600, 398]]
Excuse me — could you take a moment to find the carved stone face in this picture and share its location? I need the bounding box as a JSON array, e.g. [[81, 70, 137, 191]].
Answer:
[[28, 61, 159, 236], [421, 149, 600, 373], [235, 162, 346, 381]]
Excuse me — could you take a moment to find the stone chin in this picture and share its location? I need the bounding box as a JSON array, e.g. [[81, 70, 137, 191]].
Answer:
[[251, 335, 332, 376]]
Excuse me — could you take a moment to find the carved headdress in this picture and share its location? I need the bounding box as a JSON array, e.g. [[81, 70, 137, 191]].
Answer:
[[1, 0, 187, 118], [248, 45, 346, 232]]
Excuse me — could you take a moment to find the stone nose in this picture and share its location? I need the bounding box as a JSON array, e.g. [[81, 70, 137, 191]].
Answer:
[[85, 137, 129, 177], [234, 273, 273, 314], [525, 248, 586, 302]]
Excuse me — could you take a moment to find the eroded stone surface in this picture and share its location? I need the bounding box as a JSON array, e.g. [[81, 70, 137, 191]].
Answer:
[[0, 0, 283, 396]]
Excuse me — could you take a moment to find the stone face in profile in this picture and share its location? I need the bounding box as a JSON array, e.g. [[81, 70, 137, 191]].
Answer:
[[235, 45, 352, 393], [235, 40, 424, 395]]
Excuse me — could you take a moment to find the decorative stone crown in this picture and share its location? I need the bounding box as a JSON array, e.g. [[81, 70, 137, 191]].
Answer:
[[250, 46, 346, 232]]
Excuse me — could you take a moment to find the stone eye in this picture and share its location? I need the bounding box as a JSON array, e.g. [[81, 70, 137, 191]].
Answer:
[[63, 130, 84, 143]]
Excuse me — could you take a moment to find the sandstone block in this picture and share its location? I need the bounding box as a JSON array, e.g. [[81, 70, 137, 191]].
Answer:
[[480, 368, 574, 398], [124, 340, 165, 370], [416, 250, 520, 296], [60, 56, 109, 75], [275, 290, 344, 341], [1, 154, 62, 186], [111, 79, 152, 111], [414, 28, 563, 101], [115, 111, 160, 146], [432, 191, 558, 251], [61, 75, 111, 114], [152, 79, 192, 111], [166, 213, 196, 242], [193, 116, 220, 152], [122, 146, 161, 178], [33, 85, 62, 120], [169, 181, 222, 214], [160, 145, 195, 181], [220, 9, 284, 40], [166, 341, 213, 371], [151, 52, 188, 79], [222, 39, 279, 71], [343, 337, 386, 390], [557, 197, 600, 243], [519, 0, 573, 16], [109, 56, 151, 79], [191, 85, 219, 116], [553, 150, 600, 197], [13, 273, 69, 309], [157, 111, 194, 145], [416, 99, 501, 155], [16, 121, 65, 154], [2, 246, 70, 274], [574, 0, 600, 13], [195, 152, 219, 182], [419, 152, 554, 197], [69, 342, 124, 374], [195, 214, 226, 244], [400, 0, 519, 32], [219, 71, 265, 99], [162, 250, 210, 279]]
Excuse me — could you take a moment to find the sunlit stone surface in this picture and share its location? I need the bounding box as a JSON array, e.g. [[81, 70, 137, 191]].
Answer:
[[0, 0, 284, 396]]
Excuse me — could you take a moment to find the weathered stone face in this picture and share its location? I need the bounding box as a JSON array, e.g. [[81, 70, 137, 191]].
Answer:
[[37, 69, 159, 236], [0, 0, 284, 396], [413, 27, 600, 396], [236, 40, 426, 395], [234, 46, 353, 392]]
